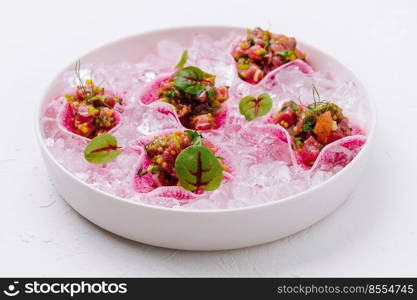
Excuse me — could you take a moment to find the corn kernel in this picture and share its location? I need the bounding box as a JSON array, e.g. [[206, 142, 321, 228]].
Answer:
[[88, 106, 97, 116], [255, 48, 266, 56], [81, 126, 89, 134], [280, 120, 289, 128]]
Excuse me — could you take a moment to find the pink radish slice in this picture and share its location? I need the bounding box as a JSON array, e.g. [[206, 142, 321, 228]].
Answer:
[[240, 122, 301, 166], [138, 73, 172, 105], [264, 117, 366, 170], [310, 135, 367, 172]]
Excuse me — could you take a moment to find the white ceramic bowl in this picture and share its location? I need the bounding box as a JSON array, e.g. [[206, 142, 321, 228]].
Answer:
[[36, 26, 376, 250]]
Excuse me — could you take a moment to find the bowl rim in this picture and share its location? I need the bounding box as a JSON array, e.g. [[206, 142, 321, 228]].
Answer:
[[35, 25, 377, 214]]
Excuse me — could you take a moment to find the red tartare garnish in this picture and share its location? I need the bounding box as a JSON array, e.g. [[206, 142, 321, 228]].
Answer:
[[157, 71, 229, 130], [139, 130, 227, 189], [272, 96, 352, 166], [64, 78, 122, 139], [232, 27, 306, 84]]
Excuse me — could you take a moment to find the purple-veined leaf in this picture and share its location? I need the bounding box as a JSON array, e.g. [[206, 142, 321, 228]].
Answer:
[[173, 66, 215, 97], [239, 93, 272, 121], [84, 134, 121, 164], [174, 145, 223, 192]]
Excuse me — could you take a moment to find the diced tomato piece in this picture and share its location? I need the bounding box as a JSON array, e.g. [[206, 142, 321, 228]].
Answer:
[[273, 110, 296, 128], [300, 136, 322, 165], [75, 89, 85, 100], [232, 47, 246, 60], [238, 64, 264, 84], [254, 38, 266, 47], [328, 129, 344, 143], [104, 97, 116, 108], [271, 55, 284, 68], [272, 101, 298, 128], [327, 117, 351, 143], [247, 45, 265, 60], [74, 113, 91, 124], [270, 43, 285, 54], [215, 86, 229, 102], [190, 114, 215, 131]]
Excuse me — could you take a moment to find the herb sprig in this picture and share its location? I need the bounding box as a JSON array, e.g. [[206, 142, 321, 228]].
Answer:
[[74, 60, 88, 97], [175, 50, 189, 69], [306, 85, 331, 116]]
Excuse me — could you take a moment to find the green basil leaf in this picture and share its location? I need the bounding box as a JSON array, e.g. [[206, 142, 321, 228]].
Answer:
[[84, 134, 121, 164], [175, 145, 223, 192], [239, 93, 273, 121], [173, 66, 215, 97], [175, 50, 189, 69]]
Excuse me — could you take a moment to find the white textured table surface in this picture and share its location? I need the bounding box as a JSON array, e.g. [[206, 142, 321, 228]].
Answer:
[[1, 0, 416, 277]]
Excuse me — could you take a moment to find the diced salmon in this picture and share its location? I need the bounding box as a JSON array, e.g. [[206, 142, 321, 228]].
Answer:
[[314, 111, 333, 144]]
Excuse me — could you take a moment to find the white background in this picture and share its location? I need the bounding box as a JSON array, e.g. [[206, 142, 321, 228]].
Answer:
[[1, 0, 416, 277]]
